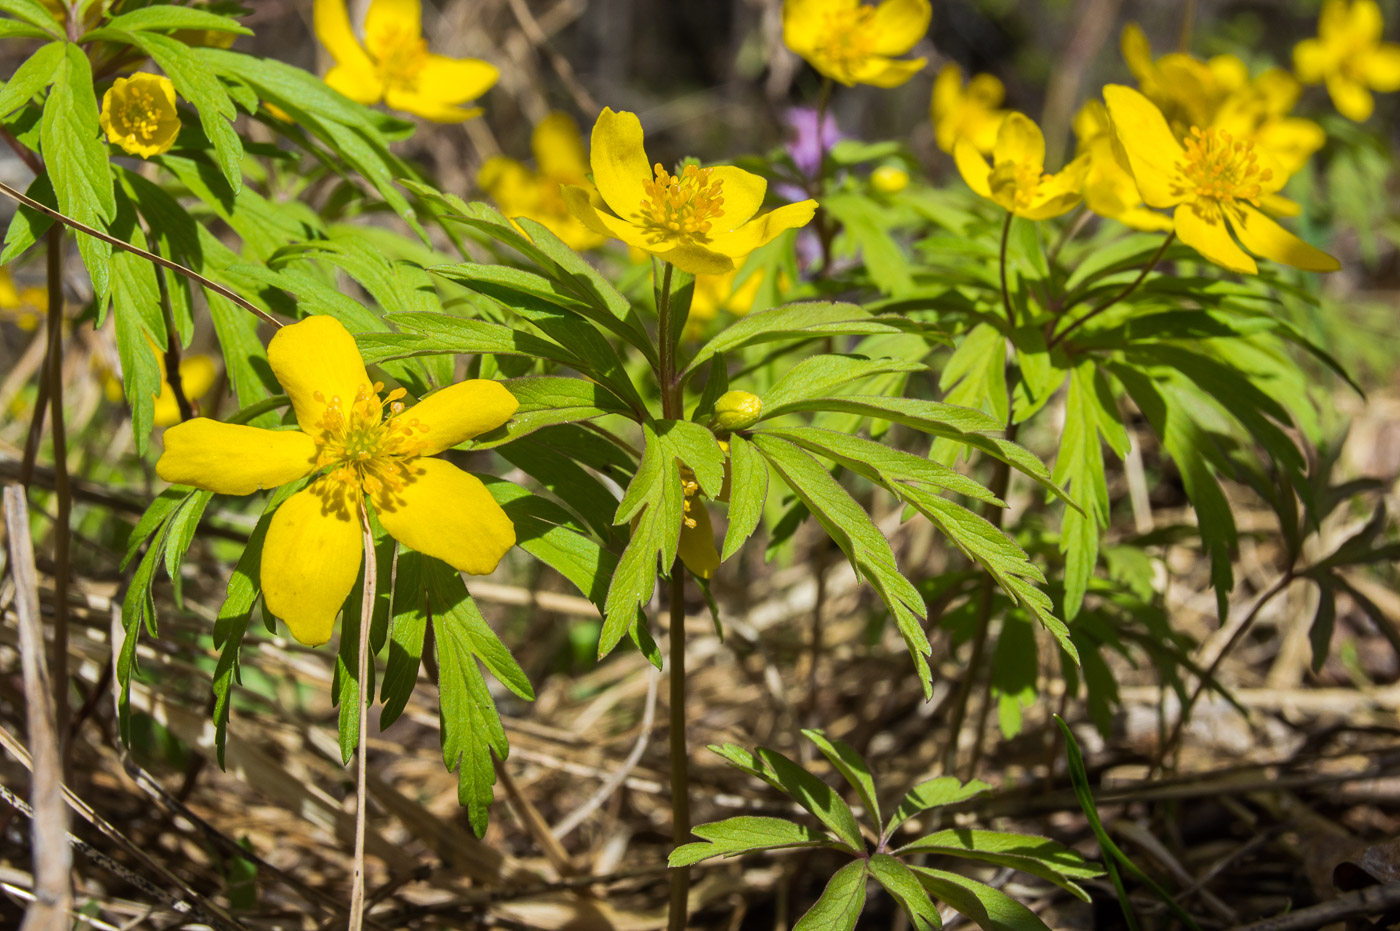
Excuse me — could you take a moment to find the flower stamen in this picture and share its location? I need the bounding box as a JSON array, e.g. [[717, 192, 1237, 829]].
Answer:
[[311, 382, 427, 498], [1176, 126, 1272, 207], [638, 163, 726, 244]]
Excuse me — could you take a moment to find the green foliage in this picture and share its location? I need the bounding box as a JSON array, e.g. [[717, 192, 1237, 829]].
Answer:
[[675, 731, 1101, 931]]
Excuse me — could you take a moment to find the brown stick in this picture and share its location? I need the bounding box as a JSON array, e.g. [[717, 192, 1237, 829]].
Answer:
[[1227, 883, 1400, 931], [42, 225, 71, 769], [4, 486, 72, 931]]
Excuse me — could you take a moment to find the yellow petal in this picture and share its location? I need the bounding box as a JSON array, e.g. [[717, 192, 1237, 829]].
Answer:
[[1102, 84, 1187, 208], [533, 111, 589, 179], [708, 165, 767, 227], [1327, 74, 1374, 120], [401, 379, 518, 456], [704, 199, 818, 260], [365, 0, 421, 43], [1319, 0, 1349, 39], [384, 87, 483, 122], [157, 419, 318, 495], [653, 243, 736, 275], [561, 184, 654, 249], [314, 0, 374, 73], [869, 0, 931, 55], [1348, 0, 1383, 43], [1120, 23, 1154, 81], [262, 479, 363, 647], [1260, 193, 1302, 217], [374, 458, 515, 575], [678, 500, 720, 579], [1364, 44, 1400, 91], [152, 355, 219, 428], [1113, 206, 1175, 233], [782, 0, 852, 54], [850, 55, 927, 88], [268, 315, 372, 437], [953, 138, 992, 198], [1292, 38, 1329, 84], [1174, 202, 1256, 275], [993, 113, 1045, 170], [1253, 117, 1325, 177], [478, 156, 535, 212], [415, 54, 499, 106], [325, 63, 383, 105], [590, 108, 653, 221], [1226, 204, 1340, 272]]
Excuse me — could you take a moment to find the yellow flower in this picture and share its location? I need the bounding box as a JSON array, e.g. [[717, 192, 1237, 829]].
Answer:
[[156, 316, 518, 645], [691, 269, 764, 322], [99, 74, 181, 159], [478, 112, 606, 252], [314, 0, 498, 122], [954, 113, 1087, 220], [782, 0, 930, 87], [1295, 0, 1400, 121], [1120, 23, 1233, 136], [562, 108, 817, 275], [1073, 101, 1173, 233], [153, 352, 219, 428], [1104, 85, 1339, 276], [678, 468, 719, 579], [0, 268, 46, 331], [930, 64, 1007, 154], [1211, 69, 1325, 181]]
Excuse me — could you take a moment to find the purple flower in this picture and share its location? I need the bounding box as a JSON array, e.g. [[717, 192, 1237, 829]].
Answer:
[[784, 106, 842, 178]]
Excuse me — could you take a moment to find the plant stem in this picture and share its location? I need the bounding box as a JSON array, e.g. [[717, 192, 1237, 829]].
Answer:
[[657, 262, 677, 418], [665, 570, 690, 931], [0, 178, 281, 328], [44, 225, 71, 773], [151, 224, 194, 422], [348, 500, 377, 931], [813, 77, 836, 275], [1153, 569, 1296, 772], [1048, 232, 1174, 349], [998, 212, 1016, 329]]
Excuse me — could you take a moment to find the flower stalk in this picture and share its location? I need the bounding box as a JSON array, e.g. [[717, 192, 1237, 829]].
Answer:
[[348, 498, 377, 931]]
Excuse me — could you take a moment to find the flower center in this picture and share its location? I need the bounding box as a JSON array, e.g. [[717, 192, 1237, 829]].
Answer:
[[1176, 126, 1272, 206], [989, 159, 1051, 211], [312, 382, 428, 498], [124, 86, 168, 140], [638, 163, 726, 244], [817, 6, 878, 73], [367, 23, 429, 90]]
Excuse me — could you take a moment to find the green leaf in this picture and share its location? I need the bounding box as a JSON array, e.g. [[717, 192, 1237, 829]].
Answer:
[[793, 860, 869, 931], [333, 511, 394, 764], [669, 816, 830, 867], [42, 43, 114, 297], [754, 434, 932, 694], [498, 436, 619, 542], [721, 433, 767, 561], [886, 777, 991, 836], [1309, 577, 1336, 674], [95, 6, 251, 36], [380, 549, 428, 730], [163, 490, 212, 607], [869, 854, 942, 931], [897, 828, 1098, 900], [118, 523, 166, 743], [0, 41, 62, 120], [911, 868, 1053, 931], [109, 188, 165, 451], [765, 393, 1000, 438], [802, 729, 881, 832], [0, 0, 62, 36], [359, 311, 574, 368], [763, 354, 927, 412], [487, 478, 615, 610], [657, 419, 726, 497], [759, 747, 865, 851], [428, 558, 532, 835], [1055, 715, 1202, 931], [935, 323, 1009, 438], [686, 301, 926, 377], [465, 376, 632, 450]]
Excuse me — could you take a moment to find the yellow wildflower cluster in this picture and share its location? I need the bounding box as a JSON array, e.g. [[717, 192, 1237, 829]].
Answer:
[[783, 0, 931, 88], [1295, 0, 1400, 121]]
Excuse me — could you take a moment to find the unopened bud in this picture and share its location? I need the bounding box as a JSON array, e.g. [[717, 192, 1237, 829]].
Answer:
[[711, 390, 763, 431], [871, 164, 909, 194]]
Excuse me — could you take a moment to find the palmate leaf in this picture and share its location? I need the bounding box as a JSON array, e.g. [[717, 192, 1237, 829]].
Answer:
[[361, 310, 578, 370], [912, 868, 1053, 931], [0, 40, 62, 120], [721, 433, 767, 561], [108, 187, 165, 452], [762, 354, 928, 412], [0, 0, 62, 36], [708, 743, 865, 852], [1052, 361, 1114, 620], [96, 5, 251, 35], [752, 433, 935, 694], [886, 776, 991, 836], [870, 854, 943, 931], [802, 729, 881, 831], [898, 829, 1099, 901]]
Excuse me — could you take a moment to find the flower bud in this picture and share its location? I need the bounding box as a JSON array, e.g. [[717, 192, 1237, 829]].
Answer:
[[871, 164, 910, 194], [711, 390, 763, 431]]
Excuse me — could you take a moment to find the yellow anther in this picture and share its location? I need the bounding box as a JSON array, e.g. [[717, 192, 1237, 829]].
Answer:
[[311, 381, 428, 498], [638, 163, 726, 244], [1176, 126, 1271, 207]]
